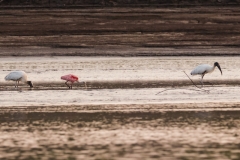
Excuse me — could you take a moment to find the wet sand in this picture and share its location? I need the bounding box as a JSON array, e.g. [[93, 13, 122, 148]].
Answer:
[[0, 106, 240, 160]]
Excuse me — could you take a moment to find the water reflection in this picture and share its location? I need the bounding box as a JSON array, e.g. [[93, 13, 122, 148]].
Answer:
[[0, 108, 239, 159]]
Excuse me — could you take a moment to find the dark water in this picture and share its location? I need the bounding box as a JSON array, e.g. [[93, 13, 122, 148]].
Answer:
[[0, 107, 240, 160]]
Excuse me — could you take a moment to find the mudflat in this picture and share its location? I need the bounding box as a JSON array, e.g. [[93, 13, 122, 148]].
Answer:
[[0, 6, 240, 56]]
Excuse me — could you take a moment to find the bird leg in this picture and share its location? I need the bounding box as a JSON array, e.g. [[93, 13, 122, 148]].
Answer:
[[201, 77, 204, 87], [70, 82, 73, 89], [15, 81, 19, 88], [201, 73, 206, 87], [201, 73, 213, 87], [65, 81, 71, 89]]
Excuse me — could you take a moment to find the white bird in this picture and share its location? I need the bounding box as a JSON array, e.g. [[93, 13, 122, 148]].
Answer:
[[5, 71, 33, 88], [190, 62, 222, 86]]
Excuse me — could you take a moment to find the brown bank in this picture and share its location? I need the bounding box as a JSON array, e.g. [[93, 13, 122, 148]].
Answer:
[[0, 4, 240, 56]]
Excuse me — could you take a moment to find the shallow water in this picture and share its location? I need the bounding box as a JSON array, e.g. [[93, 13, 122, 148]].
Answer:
[[1, 56, 240, 159], [0, 56, 240, 107], [0, 56, 239, 83], [0, 86, 240, 107]]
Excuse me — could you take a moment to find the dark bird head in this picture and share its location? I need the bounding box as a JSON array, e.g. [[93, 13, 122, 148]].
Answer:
[[27, 81, 33, 88], [214, 62, 222, 75]]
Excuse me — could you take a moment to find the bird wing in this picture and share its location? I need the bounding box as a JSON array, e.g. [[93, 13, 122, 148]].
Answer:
[[70, 75, 78, 81], [61, 74, 78, 82], [5, 71, 24, 81], [191, 64, 212, 75]]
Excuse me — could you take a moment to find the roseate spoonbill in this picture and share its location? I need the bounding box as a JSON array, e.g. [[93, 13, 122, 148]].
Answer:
[[61, 74, 86, 89], [190, 62, 222, 86], [5, 71, 33, 88]]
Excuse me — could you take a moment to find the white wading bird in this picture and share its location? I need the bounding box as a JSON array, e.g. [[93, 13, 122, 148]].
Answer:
[[5, 71, 33, 88], [191, 62, 222, 86]]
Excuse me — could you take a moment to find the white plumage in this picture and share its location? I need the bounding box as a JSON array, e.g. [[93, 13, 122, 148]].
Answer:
[[191, 62, 222, 86], [5, 71, 33, 88], [191, 64, 215, 75]]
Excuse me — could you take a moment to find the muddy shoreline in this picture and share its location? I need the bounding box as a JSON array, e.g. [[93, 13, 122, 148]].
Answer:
[[1, 79, 240, 91], [1, 102, 240, 111], [0, 104, 240, 160], [1, 7, 240, 56]]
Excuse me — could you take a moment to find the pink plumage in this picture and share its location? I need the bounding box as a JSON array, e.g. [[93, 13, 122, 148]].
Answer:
[[61, 74, 79, 89], [61, 74, 78, 82]]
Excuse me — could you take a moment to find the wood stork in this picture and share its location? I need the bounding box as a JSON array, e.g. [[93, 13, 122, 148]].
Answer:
[[61, 74, 86, 89], [5, 71, 33, 88], [190, 62, 222, 86]]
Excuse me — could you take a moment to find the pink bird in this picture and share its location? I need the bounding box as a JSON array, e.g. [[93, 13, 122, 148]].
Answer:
[[61, 74, 86, 89]]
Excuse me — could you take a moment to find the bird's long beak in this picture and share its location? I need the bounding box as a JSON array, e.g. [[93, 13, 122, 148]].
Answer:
[[27, 81, 33, 88], [217, 64, 222, 75]]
